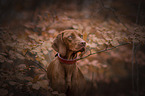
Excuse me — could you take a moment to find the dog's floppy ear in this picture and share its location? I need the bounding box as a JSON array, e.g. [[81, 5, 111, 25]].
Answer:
[[52, 32, 66, 57]]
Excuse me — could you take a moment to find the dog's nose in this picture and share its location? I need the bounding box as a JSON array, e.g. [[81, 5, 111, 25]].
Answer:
[[80, 41, 86, 46]]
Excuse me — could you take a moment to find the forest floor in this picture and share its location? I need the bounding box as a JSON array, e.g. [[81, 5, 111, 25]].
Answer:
[[0, 1, 145, 96]]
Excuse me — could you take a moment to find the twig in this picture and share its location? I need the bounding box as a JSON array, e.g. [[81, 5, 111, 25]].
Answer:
[[32, 60, 47, 73], [27, 51, 47, 73], [77, 43, 130, 61], [24, 50, 47, 73]]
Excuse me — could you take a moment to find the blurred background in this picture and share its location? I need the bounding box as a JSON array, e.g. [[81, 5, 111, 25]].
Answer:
[[0, 0, 145, 96]]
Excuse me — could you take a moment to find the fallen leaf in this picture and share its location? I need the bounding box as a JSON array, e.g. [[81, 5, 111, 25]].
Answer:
[[27, 82, 32, 86], [33, 75, 39, 82], [2, 84, 8, 88], [6, 59, 13, 63], [16, 73, 25, 80], [111, 39, 119, 46], [9, 50, 17, 59], [0, 55, 6, 63], [0, 89, 8, 96], [87, 42, 97, 48], [24, 76, 33, 81], [37, 80, 49, 89], [83, 32, 88, 41], [9, 93, 14, 96], [59, 93, 66, 96], [15, 53, 25, 60], [48, 29, 56, 33], [48, 86, 53, 91], [38, 74, 46, 79], [9, 81, 17, 86], [18, 64, 26, 68], [72, 25, 78, 29], [32, 83, 40, 90], [52, 91, 59, 95]]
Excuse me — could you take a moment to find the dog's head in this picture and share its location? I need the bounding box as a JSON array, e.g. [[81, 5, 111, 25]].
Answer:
[[52, 30, 86, 56]]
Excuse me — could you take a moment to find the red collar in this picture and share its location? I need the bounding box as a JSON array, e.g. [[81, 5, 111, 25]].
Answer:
[[58, 53, 77, 64]]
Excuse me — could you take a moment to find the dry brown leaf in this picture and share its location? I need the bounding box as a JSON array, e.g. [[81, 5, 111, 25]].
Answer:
[[0, 55, 6, 63], [2, 84, 8, 88], [9, 93, 14, 96], [59, 93, 66, 96], [48, 86, 53, 91], [37, 80, 49, 89], [24, 76, 33, 81], [48, 29, 56, 33], [90, 60, 98, 66], [52, 91, 59, 95], [6, 59, 13, 63], [9, 50, 17, 59], [111, 39, 119, 46], [9, 81, 17, 86], [72, 25, 78, 29], [18, 64, 26, 68], [27, 82, 33, 86], [38, 74, 46, 79], [15, 53, 25, 60], [32, 83, 40, 90], [83, 31, 88, 41], [0, 89, 8, 96], [16, 73, 25, 80], [87, 42, 97, 48], [33, 75, 40, 82]]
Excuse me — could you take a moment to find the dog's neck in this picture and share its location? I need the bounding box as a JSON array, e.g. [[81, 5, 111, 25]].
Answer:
[[58, 50, 77, 64]]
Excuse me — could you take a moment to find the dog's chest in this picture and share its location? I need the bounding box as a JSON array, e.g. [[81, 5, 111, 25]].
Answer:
[[61, 64, 76, 87]]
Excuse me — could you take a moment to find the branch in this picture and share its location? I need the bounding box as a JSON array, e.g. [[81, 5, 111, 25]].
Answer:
[[76, 43, 130, 61], [32, 60, 47, 73], [26, 51, 47, 73]]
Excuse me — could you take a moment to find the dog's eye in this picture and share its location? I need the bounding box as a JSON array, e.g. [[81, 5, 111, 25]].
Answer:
[[80, 35, 83, 38], [68, 36, 72, 39]]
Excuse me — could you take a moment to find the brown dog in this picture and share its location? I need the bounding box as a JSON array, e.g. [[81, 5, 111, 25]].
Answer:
[[47, 30, 86, 96]]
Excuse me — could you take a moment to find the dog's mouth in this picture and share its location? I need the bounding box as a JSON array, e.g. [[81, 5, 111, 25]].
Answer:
[[78, 46, 86, 52]]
